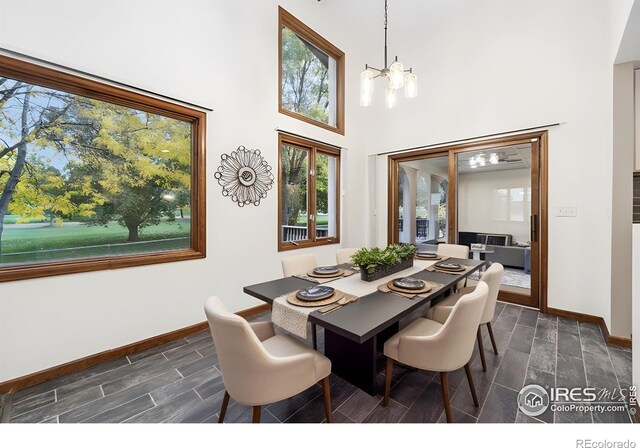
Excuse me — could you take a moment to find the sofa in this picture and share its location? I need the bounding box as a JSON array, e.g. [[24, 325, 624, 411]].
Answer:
[[458, 231, 529, 269]]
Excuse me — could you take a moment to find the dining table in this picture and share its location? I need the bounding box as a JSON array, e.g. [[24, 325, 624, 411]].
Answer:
[[243, 256, 487, 396]]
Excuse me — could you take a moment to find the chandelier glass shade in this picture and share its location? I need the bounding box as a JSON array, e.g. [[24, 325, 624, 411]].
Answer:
[[360, 0, 417, 108]]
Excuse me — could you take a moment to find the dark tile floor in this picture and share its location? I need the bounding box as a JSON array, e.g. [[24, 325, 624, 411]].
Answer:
[[1, 302, 634, 424]]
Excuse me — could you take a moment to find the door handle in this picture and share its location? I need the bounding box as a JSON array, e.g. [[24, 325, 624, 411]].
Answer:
[[530, 214, 537, 242]]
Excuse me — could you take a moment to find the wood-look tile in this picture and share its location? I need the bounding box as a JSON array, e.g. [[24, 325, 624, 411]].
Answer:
[[515, 411, 544, 423], [222, 401, 280, 423], [127, 338, 189, 363], [583, 351, 620, 391], [388, 368, 434, 408], [537, 313, 557, 323], [517, 308, 539, 328], [608, 348, 633, 390], [175, 354, 218, 378], [507, 324, 535, 355], [54, 353, 167, 400], [450, 362, 497, 418], [285, 378, 357, 424], [493, 348, 529, 391], [400, 381, 449, 423], [40, 416, 58, 423], [83, 395, 155, 423], [557, 326, 582, 359], [481, 326, 513, 356], [101, 350, 202, 396], [124, 389, 202, 423], [534, 318, 557, 343], [592, 407, 632, 424], [59, 369, 183, 423], [579, 328, 609, 358], [493, 314, 519, 333], [164, 390, 226, 423], [437, 406, 478, 423], [578, 321, 602, 332], [185, 329, 212, 344], [266, 384, 322, 422], [150, 365, 219, 405], [331, 410, 355, 423], [555, 354, 587, 392], [193, 374, 225, 400], [337, 389, 383, 423], [557, 317, 579, 333], [502, 304, 523, 319], [12, 357, 129, 404], [10, 390, 56, 418], [477, 383, 519, 423], [555, 408, 592, 423], [362, 399, 408, 423], [162, 336, 214, 360], [529, 338, 556, 374], [11, 386, 103, 423]]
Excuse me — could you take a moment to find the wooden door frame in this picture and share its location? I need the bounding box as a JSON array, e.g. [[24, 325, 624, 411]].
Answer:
[[387, 131, 548, 311]]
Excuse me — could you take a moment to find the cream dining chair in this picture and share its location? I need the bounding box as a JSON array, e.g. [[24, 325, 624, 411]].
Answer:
[[436, 243, 470, 290], [281, 254, 318, 277], [336, 248, 359, 265], [383, 282, 489, 423], [428, 263, 504, 372], [204, 296, 333, 423]]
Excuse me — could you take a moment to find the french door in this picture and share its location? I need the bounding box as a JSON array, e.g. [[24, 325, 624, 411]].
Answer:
[[388, 132, 547, 310]]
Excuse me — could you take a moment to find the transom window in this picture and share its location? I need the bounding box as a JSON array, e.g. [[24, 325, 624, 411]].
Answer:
[[278, 7, 345, 135], [278, 134, 340, 251], [0, 56, 206, 282]]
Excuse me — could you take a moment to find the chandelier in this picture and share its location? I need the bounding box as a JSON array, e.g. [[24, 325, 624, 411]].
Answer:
[[360, 0, 417, 108], [469, 153, 499, 169]]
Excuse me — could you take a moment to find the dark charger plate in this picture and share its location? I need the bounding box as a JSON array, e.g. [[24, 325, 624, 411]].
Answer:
[[434, 261, 463, 270], [417, 252, 438, 258], [296, 285, 335, 301], [392, 277, 425, 290], [313, 266, 340, 275]]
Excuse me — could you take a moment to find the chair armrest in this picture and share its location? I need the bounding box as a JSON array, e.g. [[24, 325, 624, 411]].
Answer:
[[249, 321, 275, 341]]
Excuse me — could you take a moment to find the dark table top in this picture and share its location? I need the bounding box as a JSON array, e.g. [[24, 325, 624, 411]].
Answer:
[[243, 258, 486, 344]]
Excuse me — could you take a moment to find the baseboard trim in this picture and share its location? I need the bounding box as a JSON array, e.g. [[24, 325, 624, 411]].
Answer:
[[0, 303, 271, 395], [546, 307, 632, 349]]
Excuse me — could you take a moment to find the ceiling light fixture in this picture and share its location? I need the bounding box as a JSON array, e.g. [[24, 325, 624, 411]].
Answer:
[[360, 0, 417, 108], [489, 153, 499, 165]]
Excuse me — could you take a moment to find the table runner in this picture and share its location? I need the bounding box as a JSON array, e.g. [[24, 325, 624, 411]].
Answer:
[[272, 289, 357, 338], [293, 269, 356, 284]]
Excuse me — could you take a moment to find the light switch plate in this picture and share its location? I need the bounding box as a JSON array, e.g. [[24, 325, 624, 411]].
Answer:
[[555, 207, 578, 217]]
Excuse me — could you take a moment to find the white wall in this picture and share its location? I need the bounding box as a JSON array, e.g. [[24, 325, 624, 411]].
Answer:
[[458, 169, 531, 243], [0, 0, 372, 382], [368, 0, 634, 327]]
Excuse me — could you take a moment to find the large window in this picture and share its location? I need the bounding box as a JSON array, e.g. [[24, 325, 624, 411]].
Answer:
[[278, 134, 340, 250], [279, 7, 345, 134], [0, 56, 206, 282]]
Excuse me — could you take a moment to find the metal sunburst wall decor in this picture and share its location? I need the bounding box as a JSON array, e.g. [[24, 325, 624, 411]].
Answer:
[[214, 146, 274, 207]]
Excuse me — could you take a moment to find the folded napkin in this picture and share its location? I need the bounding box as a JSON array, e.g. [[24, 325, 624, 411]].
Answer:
[[272, 289, 356, 338], [293, 269, 356, 284]]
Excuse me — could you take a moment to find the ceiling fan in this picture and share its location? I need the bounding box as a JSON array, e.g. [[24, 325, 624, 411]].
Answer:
[[496, 152, 523, 163]]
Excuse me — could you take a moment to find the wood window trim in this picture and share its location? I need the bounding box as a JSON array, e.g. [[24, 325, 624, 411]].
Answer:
[[0, 55, 206, 283], [278, 7, 345, 135], [278, 133, 340, 251]]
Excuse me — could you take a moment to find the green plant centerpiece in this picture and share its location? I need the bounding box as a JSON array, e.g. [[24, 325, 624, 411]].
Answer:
[[352, 244, 416, 282]]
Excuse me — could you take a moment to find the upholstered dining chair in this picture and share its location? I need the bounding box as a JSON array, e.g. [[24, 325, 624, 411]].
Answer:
[[204, 296, 333, 423], [281, 253, 320, 349], [436, 243, 470, 290], [383, 282, 489, 423], [436, 243, 470, 259], [336, 247, 359, 265], [427, 263, 504, 372], [281, 254, 318, 277]]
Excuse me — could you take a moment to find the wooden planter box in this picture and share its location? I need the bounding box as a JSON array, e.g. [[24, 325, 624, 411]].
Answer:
[[359, 257, 414, 282]]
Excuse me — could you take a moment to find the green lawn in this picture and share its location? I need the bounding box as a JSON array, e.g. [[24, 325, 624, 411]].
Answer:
[[0, 219, 191, 264], [296, 213, 329, 226]]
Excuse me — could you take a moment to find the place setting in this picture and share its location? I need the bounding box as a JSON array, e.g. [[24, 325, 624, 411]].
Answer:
[[294, 265, 357, 284], [377, 276, 443, 299], [414, 251, 447, 261], [271, 285, 359, 339], [426, 260, 471, 275]]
